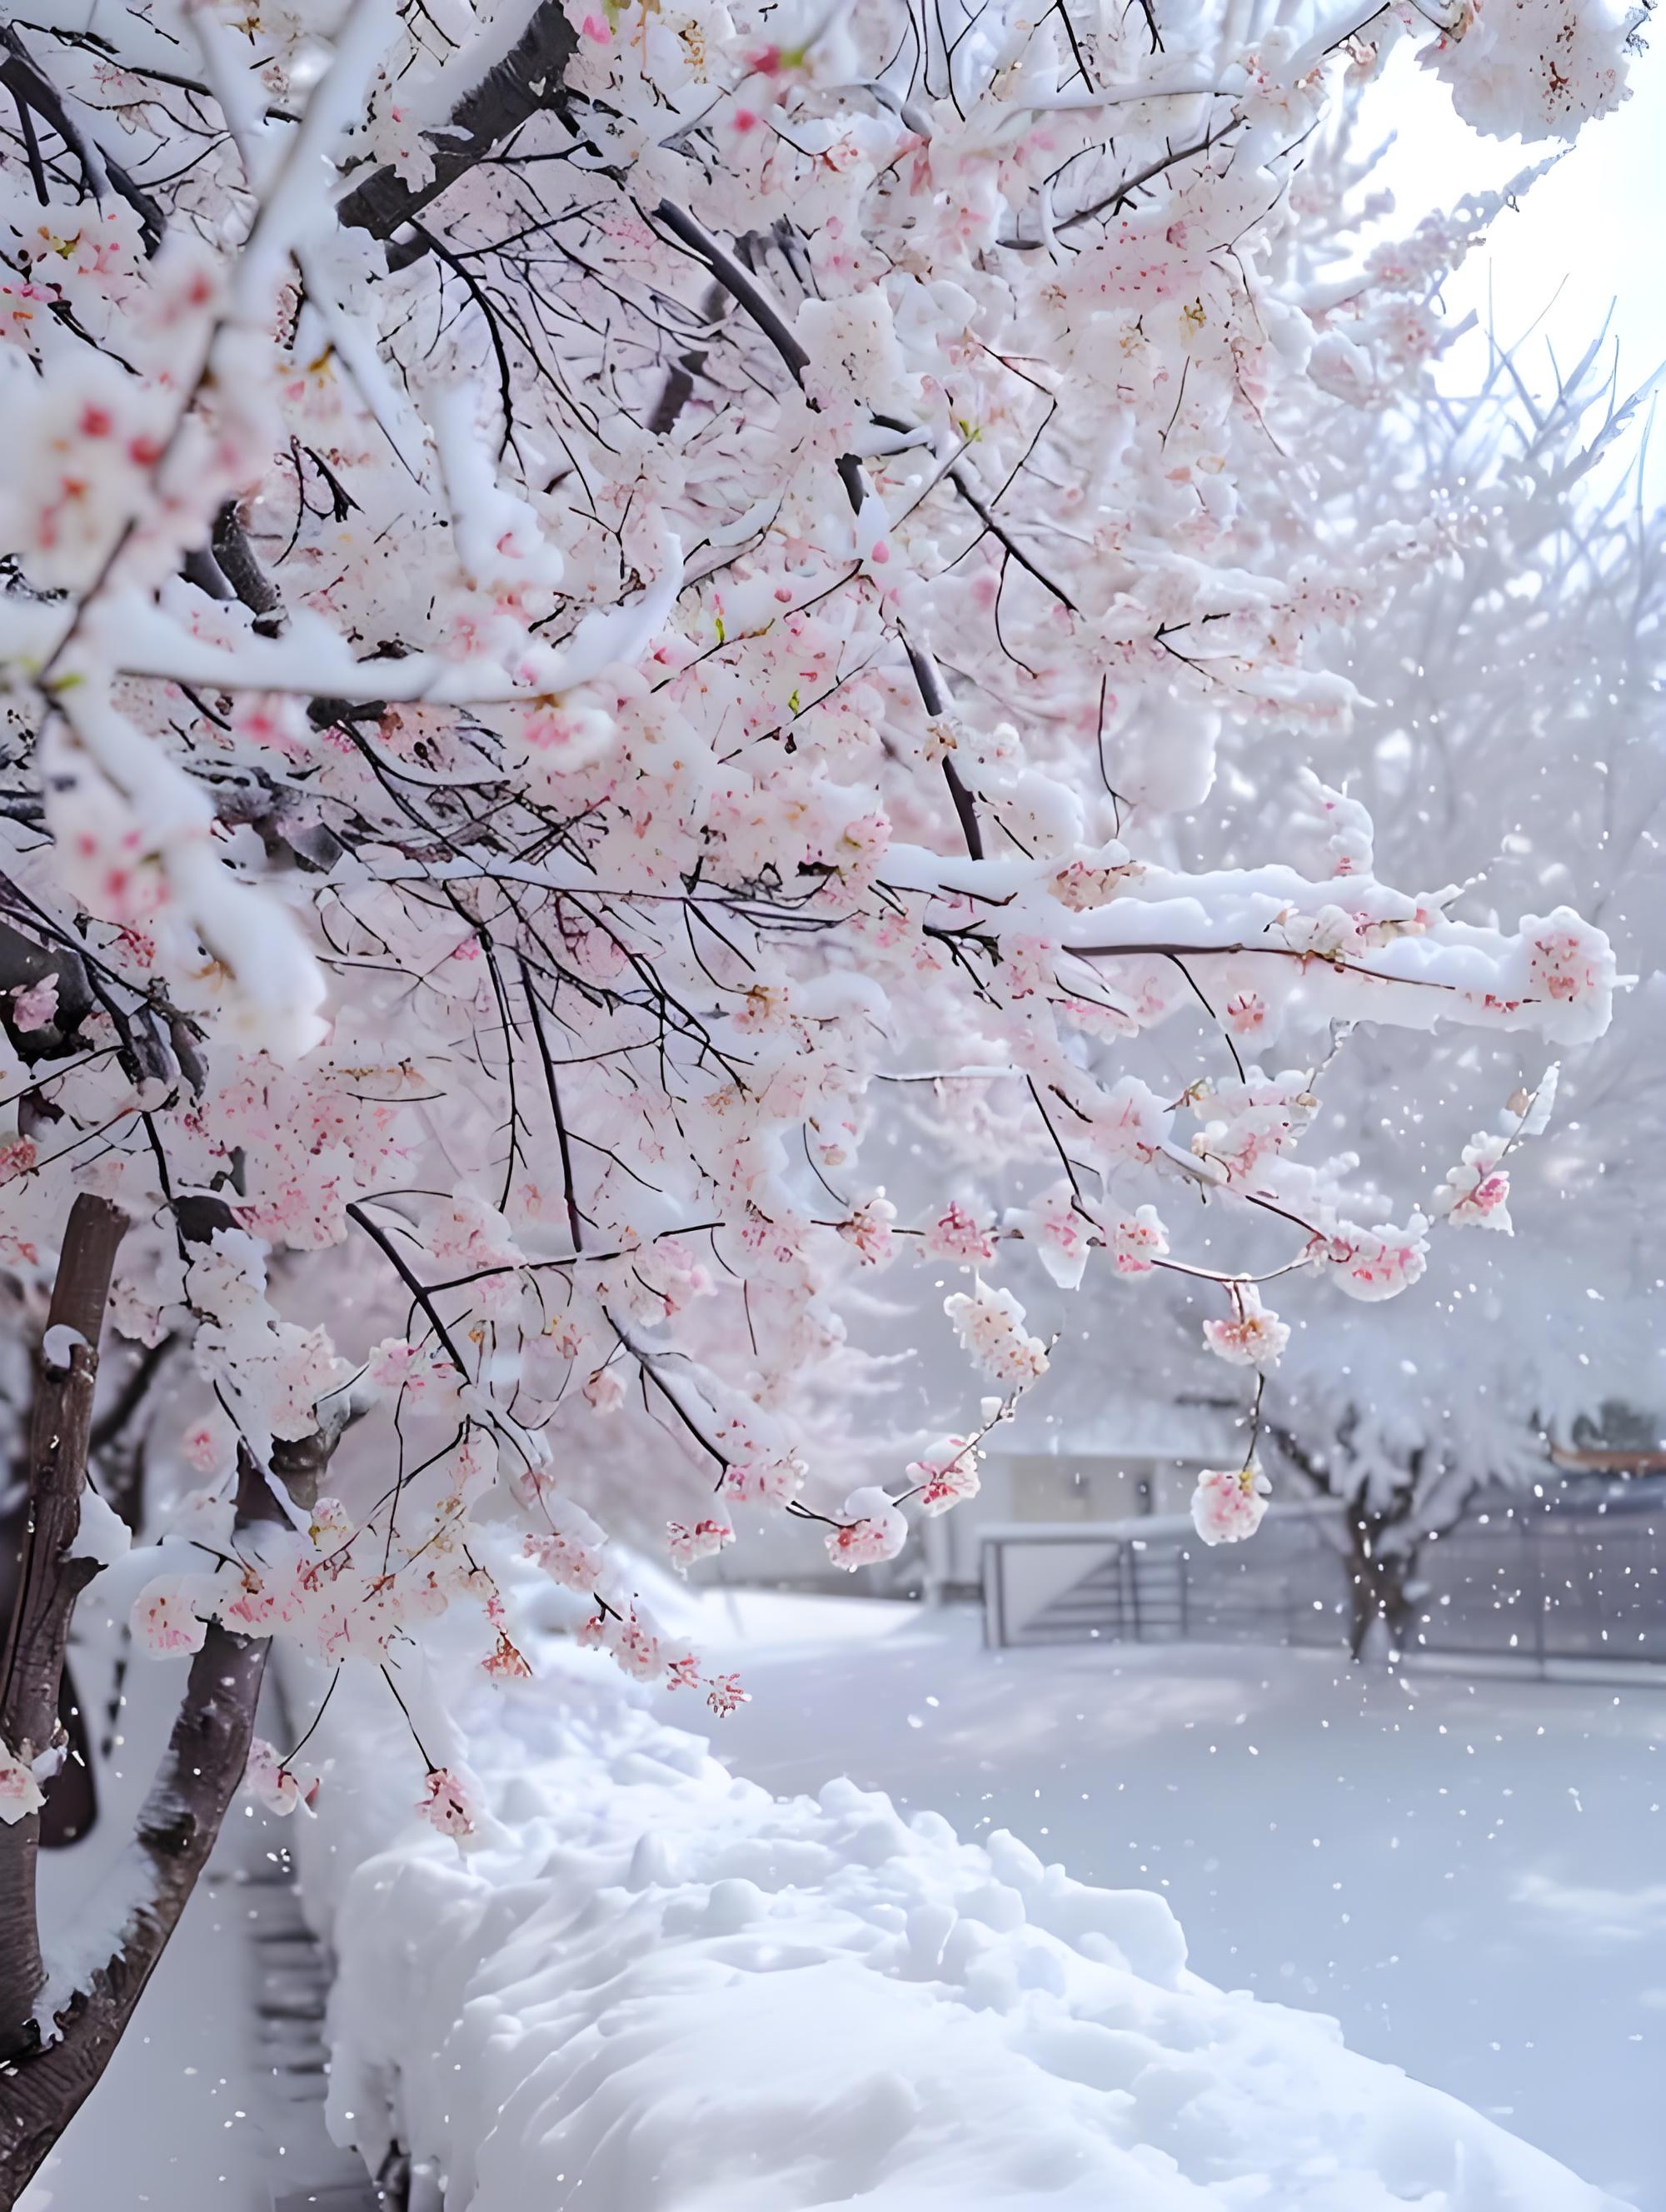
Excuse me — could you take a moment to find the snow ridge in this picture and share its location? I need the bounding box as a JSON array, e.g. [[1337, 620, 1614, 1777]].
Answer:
[[301, 1645, 1628, 2211]]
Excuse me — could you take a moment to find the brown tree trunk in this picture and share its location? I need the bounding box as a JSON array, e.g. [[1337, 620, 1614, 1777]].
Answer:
[[37, 1666, 95, 1849], [0, 1193, 127, 2055], [0, 1436, 291, 2197], [0, 1623, 269, 2202], [0, 1194, 316, 2204], [1344, 1513, 1417, 1663]]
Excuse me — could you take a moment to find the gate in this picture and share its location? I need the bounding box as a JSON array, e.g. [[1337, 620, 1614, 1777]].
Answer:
[[980, 1489, 1666, 1666]]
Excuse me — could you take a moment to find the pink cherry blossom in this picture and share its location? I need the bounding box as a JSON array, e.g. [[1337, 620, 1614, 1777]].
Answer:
[[1434, 1136, 1514, 1233], [11, 975, 59, 1031], [0, 1741, 45, 1826], [524, 1529, 605, 1592], [1190, 1464, 1272, 1547], [666, 1517, 735, 1572], [944, 1283, 1050, 1386], [721, 1451, 808, 1508], [366, 1338, 462, 1416], [483, 1632, 534, 1682], [246, 1736, 315, 1816], [1319, 1218, 1430, 1303], [705, 1671, 749, 1717], [824, 1486, 908, 1572], [1108, 1206, 1169, 1277], [131, 1577, 209, 1656], [925, 1202, 998, 1265], [1224, 992, 1267, 1036], [839, 1194, 897, 1267], [416, 1766, 481, 1840], [1007, 1187, 1091, 1288], [1202, 1287, 1290, 1370], [906, 1437, 981, 1516]]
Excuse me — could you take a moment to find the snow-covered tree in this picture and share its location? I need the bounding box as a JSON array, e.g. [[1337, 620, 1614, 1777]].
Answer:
[[1172, 331, 1666, 1655], [0, 0, 1640, 2183]]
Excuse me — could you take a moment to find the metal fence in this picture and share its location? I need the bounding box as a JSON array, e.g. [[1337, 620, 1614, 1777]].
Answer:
[[980, 1487, 1666, 1667]]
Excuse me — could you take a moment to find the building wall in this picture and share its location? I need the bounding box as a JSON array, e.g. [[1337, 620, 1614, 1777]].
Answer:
[[921, 1451, 1210, 1596]]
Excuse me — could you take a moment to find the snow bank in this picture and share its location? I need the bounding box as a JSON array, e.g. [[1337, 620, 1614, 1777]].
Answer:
[[297, 1623, 1627, 2212]]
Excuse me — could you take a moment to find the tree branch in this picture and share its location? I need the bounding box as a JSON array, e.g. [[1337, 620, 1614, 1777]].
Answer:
[[904, 637, 983, 860], [210, 502, 283, 633], [0, 27, 164, 254], [336, 2, 578, 252], [0, 1194, 128, 2060]]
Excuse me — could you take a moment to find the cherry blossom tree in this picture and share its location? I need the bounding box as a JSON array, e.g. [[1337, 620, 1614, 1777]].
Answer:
[[0, 0, 1641, 2185]]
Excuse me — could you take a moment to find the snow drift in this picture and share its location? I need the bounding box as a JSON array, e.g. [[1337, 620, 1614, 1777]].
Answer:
[[294, 1607, 1627, 2211]]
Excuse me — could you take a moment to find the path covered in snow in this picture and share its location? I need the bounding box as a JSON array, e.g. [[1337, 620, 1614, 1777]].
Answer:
[[701, 1602, 1666, 2211]]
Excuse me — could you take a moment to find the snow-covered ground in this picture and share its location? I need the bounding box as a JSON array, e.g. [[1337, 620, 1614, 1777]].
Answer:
[[280, 1566, 1639, 2210], [18, 1861, 262, 2212], [701, 1601, 1666, 2211], [22, 1588, 1662, 2209]]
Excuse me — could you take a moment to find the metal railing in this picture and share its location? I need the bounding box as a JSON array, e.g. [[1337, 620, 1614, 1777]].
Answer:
[[980, 1490, 1666, 1666]]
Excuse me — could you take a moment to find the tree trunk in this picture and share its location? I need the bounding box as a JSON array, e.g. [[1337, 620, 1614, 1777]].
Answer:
[[1344, 1513, 1417, 1663], [0, 1193, 127, 2055], [0, 1623, 268, 2202], [37, 1666, 95, 1849], [0, 1192, 317, 2202]]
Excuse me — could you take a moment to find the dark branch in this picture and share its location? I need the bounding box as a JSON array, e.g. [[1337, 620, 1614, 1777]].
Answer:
[[336, 2, 579, 252], [0, 27, 164, 254], [0, 1194, 129, 2060]]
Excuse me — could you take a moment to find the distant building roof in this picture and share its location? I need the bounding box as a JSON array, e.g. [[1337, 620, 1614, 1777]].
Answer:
[[1551, 1447, 1666, 1473]]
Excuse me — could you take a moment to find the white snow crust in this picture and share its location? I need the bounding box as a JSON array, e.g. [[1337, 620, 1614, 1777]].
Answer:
[[298, 1608, 1628, 2212]]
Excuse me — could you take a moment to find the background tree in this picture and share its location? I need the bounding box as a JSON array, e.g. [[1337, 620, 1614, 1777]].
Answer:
[[1197, 336, 1666, 1655]]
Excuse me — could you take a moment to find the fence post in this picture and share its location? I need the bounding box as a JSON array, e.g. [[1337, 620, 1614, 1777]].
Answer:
[[1529, 1512, 1547, 1677], [982, 1537, 1006, 1651]]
